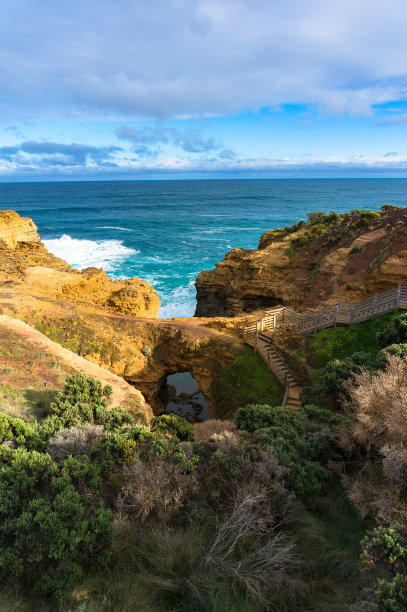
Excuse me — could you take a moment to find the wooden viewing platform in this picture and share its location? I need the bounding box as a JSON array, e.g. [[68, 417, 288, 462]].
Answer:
[[243, 284, 407, 409]]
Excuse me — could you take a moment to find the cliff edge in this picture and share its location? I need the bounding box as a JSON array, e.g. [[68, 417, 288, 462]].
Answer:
[[0, 210, 161, 318], [0, 210, 41, 248], [195, 206, 407, 316]]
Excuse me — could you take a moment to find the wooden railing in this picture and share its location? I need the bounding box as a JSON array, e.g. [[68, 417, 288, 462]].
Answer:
[[244, 284, 407, 344], [243, 284, 407, 407], [256, 335, 290, 407]]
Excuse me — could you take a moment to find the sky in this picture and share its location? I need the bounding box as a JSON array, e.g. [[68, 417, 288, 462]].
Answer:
[[1, 0, 407, 180]]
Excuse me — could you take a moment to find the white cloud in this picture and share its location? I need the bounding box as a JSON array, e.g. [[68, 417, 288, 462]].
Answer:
[[2, 0, 407, 120]]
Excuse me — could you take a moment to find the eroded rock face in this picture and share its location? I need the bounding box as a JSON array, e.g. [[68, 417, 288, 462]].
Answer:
[[195, 208, 407, 316], [0, 210, 239, 417], [0, 211, 40, 248], [0, 210, 160, 318]]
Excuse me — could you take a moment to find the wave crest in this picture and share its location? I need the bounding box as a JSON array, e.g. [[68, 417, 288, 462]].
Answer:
[[43, 234, 138, 273]]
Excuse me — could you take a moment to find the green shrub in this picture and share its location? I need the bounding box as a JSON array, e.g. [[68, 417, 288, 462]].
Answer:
[[0, 448, 113, 602], [377, 314, 407, 347], [307, 211, 326, 225], [361, 527, 407, 611], [234, 404, 307, 434], [319, 352, 377, 398], [151, 414, 194, 441], [381, 204, 404, 212], [349, 246, 360, 255], [91, 425, 195, 472], [234, 405, 332, 500], [377, 343, 407, 369], [375, 574, 407, 611]]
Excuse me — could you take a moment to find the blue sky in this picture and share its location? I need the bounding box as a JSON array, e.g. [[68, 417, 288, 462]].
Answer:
[[1, 0, 407, 180]]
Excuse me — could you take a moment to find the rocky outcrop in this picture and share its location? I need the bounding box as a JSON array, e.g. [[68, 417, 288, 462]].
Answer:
[[195, 207, 407, 316], [0, 211, 160, 318], [0, 210, 40, 248], [0, 210, 241, 416], [15, 266, 161, 318], [0, 284, 239, 414]]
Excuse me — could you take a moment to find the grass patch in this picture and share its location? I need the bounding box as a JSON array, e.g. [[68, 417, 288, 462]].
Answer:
[[292, 488, 367, 612], [305, 309, 403, 368], [212, 346, 285, 418], [0, 384, 57, 421]]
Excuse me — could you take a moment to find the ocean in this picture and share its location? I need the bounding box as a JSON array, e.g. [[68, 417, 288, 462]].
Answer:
[[1, 179, 407, 318]]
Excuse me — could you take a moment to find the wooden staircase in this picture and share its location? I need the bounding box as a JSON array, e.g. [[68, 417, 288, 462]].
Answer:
[[244, 284, 407, 410], [257, 332, 303, 410]]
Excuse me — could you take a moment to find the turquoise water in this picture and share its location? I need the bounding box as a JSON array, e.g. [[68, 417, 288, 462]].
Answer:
[[0, 179, 406, 317]]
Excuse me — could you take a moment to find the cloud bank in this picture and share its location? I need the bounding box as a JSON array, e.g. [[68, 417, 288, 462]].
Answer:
[[2, 0, 407, 120], [0, 140, 120, 170], [1, 140, 407, 180]]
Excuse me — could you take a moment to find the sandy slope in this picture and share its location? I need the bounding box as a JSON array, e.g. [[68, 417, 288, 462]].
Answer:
[[0, 314, 152, 419]]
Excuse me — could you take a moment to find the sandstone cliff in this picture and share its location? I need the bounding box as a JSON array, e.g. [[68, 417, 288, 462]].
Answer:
[[0, 211, 241, 416], [0, 313, 152, 421], [0, 210, 40, 248], [0, 211, 161, 318], [195, 207, 407, 316]]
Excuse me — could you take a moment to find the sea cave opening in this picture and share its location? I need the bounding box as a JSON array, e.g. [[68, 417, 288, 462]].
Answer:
[[160, 371, 209, 422]]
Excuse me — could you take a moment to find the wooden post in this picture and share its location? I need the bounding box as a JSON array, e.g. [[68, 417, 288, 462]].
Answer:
[[371, 294, 378, 319], [351, 304, 355, 324], [396, 284, 401, 310]]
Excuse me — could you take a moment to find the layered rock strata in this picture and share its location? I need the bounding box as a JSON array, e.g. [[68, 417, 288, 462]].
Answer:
[[0, 210, 41, 248], [0, 210, 241, 416], [195, 207, 407, 316], [0, 211, 161, 318]]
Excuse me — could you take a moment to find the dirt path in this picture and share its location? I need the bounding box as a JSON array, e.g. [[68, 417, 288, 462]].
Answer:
[[0, 314, 150, 415]]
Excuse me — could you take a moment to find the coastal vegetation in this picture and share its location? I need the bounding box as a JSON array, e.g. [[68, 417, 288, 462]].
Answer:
[[4, 306, 407, 610], [1, 206, 407, 609]]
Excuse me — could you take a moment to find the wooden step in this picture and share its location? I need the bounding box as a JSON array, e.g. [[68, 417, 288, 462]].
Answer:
[[287, 397, 302, 406]]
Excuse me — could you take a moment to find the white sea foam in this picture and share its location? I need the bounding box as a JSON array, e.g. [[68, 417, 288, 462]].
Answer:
[[159, 281, 196, 318], [96, 226, 134, 232], [43, 234, 138, 273]]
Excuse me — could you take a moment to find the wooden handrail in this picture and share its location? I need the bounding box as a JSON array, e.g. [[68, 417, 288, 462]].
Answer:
[[244, 284, 407, 408], [246, 284, 407, 339]]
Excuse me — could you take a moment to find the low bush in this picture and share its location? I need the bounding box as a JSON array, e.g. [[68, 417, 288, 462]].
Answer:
[[150, 413, 194, 441], [46, 424, 104, 461], [193, 418, 237, 442], [0, 448, 113, 602], [376, 343, 407, 369], [234, 404, 334, 500], [381, 204, 404, 212], [361, 527, 407, 611], [377, 313, 407, 347]]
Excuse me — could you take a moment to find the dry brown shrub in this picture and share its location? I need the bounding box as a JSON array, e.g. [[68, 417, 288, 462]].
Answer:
[[340, 355, 407, 525], [204, 463, 296, 605], [209, 430, 240, 452], [343, 461, 407, 527], [193, 418, 236, 442], [343, 354, 407, 452], [46, 424, 104, 461], [116, 459, 199, 521]]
